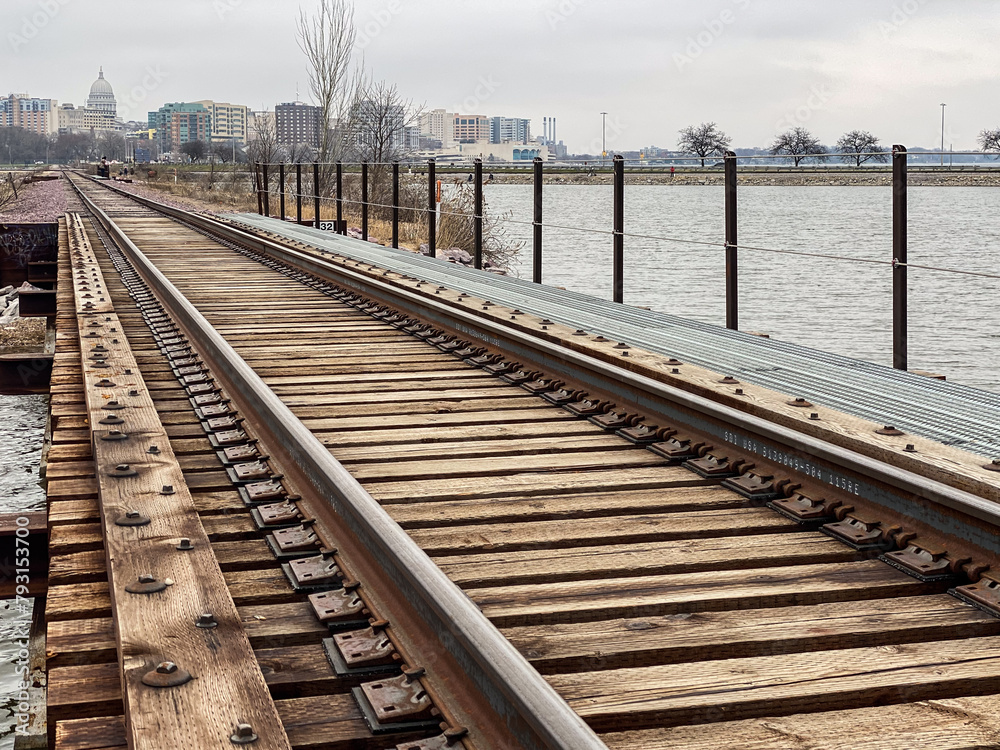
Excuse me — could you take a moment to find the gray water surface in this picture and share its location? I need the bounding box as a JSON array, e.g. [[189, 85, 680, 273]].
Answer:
[[0, 395, 46, 515], [0, 394, 46, 747], [488, 185, 1000, 392]]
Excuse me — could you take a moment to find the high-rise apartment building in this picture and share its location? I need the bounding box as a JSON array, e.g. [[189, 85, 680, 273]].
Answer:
[[417, 108, 456, 148], [489, 117, 531, 144], [148, 103, 210, 153], [275, 102, 322, 148], [0, 94, 59, 136], [196, 100, 248, 145], [454, 114, 490, 144]]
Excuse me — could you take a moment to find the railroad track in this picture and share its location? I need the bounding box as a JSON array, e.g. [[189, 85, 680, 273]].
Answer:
[[48, 171, 1000, 750]]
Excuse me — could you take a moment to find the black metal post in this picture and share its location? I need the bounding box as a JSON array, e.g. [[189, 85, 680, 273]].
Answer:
[[313, 162, 321, 229], [361, 161, 369, 241], [612, 154, 624, 303], [392, 162, 400, 249], [255, 163, 263, 215], [893, 144, 908, 371], [336, 162, 344, 235], [428, 159, 436, 257], [296, 163, 302, 224], [262, 163, 270, 218], [278, 163, 285, 220], [724, 150, 738, 330], [533, 157, 543, 284], [474, 158, 483, 269]]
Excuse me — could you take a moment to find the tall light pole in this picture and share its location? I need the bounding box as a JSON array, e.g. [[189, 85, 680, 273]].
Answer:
[[600, 112, 607, 167], [940, 103, 946, 167]]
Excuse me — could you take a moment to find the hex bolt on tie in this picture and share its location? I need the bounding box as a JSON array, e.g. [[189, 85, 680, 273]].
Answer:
[[141, 661, 193, 688], [126, 574, 168, 595], [983, 459, 1000, 473], [109, 463, 138, 478], [196, 613, 218, 629], [161, 485, 175, 496], [115, 510, 151, 527], [176, 538, 195, 551], [230, 723, 259, 745], [148, 445, 160, 454]]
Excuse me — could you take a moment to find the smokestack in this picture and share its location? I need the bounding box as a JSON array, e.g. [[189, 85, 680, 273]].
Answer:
[[552, 117, 557, 145], [543, 117, 548, 143]]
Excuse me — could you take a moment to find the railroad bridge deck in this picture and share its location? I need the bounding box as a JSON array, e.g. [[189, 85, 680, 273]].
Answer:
[[26, 173, 1000, 750]]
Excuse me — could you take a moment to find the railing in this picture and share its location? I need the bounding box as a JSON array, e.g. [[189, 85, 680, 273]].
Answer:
[[251, 150, 999, 374]]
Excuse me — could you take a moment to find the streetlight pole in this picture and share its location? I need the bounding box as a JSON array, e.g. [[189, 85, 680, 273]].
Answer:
[[940, 103, 946, 167], [600, 112, 607, 167]]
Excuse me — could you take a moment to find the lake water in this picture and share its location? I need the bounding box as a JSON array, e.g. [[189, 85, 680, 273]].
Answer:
[[0, 394, 46, 747], [487, 185, 1000, 393]]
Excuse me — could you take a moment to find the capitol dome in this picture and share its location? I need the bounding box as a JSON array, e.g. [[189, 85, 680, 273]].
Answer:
[[86, 67, 116, 116]]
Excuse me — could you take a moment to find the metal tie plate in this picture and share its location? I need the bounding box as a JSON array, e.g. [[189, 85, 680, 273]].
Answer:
[[684, 454, 739, 479], [309, 587, 368, 628], [239, 479, 288, 506], [821, 516, 891, 551], [209, 429, 248, 448], [251, 500, 303, 530], [617, 424, 662, 445], [951, 576, 1000, 617], [353, 672, 438, 734], [324, 626, 398, 676], [721, 472, 778, 501], [768, 494, 837, 525], [881, 544, 955, 582]]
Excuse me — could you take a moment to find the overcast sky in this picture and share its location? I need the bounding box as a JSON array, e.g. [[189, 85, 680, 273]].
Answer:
[[3, 0, 998, 152]]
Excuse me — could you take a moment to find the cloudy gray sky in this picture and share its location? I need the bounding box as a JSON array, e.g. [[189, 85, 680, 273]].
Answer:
[[3, 0, 998, 153]]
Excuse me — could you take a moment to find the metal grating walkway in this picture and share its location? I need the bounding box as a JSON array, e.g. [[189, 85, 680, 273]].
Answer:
[[227, 214, 1000, 459]]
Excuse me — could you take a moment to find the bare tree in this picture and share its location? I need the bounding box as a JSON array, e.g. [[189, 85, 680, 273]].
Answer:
[[677, 122, 732, 167], [246, 110, 280, 165], [180, 140, 208, 163], [835, 130, 889, 166], [297, 0, 365, 165], [352, 80, 422, 164], [978, 128, 1000, 156], [770, 127, 826, 166], [287, 143, 316, 163], [97, 131, 127, 162]]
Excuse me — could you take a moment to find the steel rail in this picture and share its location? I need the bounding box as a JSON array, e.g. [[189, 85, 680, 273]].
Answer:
[[78, 175, 1000, 553], [68, 174, 607, 750]]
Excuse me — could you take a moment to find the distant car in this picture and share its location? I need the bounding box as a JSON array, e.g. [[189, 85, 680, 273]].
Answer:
[[710, 161, 725, 168], [34, 160, 45, 164]]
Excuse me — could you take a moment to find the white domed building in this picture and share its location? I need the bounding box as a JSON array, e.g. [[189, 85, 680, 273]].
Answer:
[[86, 67, 116, 117]]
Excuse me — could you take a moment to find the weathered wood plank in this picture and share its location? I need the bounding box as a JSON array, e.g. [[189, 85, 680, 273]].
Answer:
[[549, 635, 1000, 731]]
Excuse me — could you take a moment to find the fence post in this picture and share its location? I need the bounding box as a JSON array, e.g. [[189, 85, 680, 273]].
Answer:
[[392, 162, 400, 249], [533, 156, 543, 283], [336, 161, 344, 235], [296, 163, 302, 224], [361, 161, 369, 241], [893, 144, 908, 371], [724, 150, 738, 330], [255, 163, 263, 216], [613, 154, 624, 303], [313, 162, 321, 229], [278, 163, 285, 220], [427, 159, 436, 257], [474, 158, 483, 269], [262, 163, 270, 218]]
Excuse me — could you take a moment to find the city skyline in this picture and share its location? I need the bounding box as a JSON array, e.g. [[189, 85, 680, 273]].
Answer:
[[3, 0, 999, 153]]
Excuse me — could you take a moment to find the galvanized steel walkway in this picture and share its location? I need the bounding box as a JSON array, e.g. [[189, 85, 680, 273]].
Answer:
[[228, 214, 1000, 458]]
